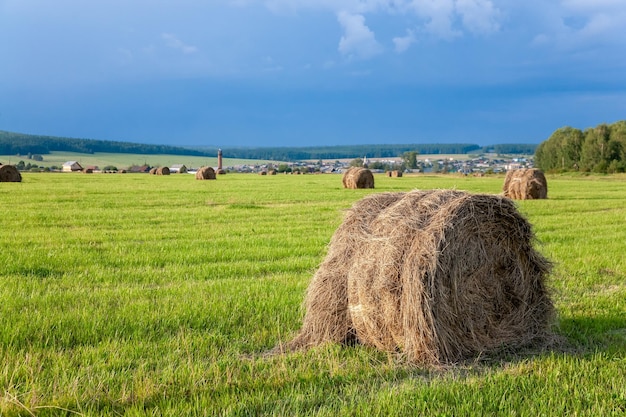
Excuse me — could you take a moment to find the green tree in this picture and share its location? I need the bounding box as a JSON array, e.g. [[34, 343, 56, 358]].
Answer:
[[350, 158, 364, 167], [580, 124, 611, 172], [402, 151, 418, 169]]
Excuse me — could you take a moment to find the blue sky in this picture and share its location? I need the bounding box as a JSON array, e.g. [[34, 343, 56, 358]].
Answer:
[[1, 0, 625, 148]]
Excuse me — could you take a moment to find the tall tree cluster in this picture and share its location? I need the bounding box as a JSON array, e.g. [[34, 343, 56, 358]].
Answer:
[[535, 121, 626, 173]]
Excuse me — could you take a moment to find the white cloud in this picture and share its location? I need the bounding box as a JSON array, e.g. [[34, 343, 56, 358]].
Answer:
[[161, 33, 198, 54], [337, 11, 383, 59], [404, 0, 459, 39], [393, 29, 417, 53], [455, 0, 500, 34]]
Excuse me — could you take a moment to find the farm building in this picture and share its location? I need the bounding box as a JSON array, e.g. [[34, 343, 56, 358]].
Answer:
[[128, 165, 151, 173], [62, 161, 83, 172], [170, 164, 188, 174]]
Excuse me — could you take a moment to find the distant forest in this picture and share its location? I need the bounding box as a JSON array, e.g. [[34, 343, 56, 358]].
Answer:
[[535, 120, 626, 173], [0, 130, 536, 161], [0, 131, 212, 157]]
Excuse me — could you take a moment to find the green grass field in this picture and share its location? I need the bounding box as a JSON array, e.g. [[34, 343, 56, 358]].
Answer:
[[1, 172, 625, 416]]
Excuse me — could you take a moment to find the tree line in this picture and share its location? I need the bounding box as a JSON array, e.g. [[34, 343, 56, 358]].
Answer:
[[217, 143, 485, 160], [1, 130, 535, 161], [0, 131, 212, 157], [535, 121, 626, 173]]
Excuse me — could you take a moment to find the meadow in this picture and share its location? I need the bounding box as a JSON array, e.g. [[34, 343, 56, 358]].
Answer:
[[1, 171, 625, 416]]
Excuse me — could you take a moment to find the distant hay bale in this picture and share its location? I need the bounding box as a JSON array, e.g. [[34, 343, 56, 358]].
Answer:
[[503, 169, 548, 200], [156, 167, 170, 176], [268, 170, 277, 175], [216, 168, 226, 175], [119, 169, 127, 174], [259, 171, 267, 176], [0, 165, 22, 182], [83, 168, 93, 174], [149, 167, 158, 175], [195, 166, 216, 180], [342, 167, 375, 189], [390, 170, 402, 178], [279, 190, 554, 365]]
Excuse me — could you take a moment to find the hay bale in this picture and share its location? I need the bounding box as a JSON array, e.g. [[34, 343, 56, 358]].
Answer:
[[149, 167, 158, 175], [280, 190, 554, 364], [0, 165, 22, 182], [342, 167, 375, 189], [156, 166, 170, 176], [268, 170, 277, 175], [195, 166, 216, 180], [391, 170, 403, 178], [216, 168, 226, 175], [503, 169, 548, 200], [83, 168, 93, 174], [259, 171, 267, 176]]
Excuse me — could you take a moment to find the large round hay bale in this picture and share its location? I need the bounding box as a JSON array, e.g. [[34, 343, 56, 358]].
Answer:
[[281, 190, 554, 364], [503, 168, 548, 200], [342, 167, 374, 189], [156, 166, 170, 176], [0, 164, 22, 182], [391, 170, 402, 178], [149, 167, 158, 175], [195, 166, 216, 180]]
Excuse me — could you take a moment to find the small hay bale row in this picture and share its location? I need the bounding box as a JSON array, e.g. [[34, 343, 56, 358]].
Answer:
[[503, 168, 548, 200], [195, 167, 216, 180], [279, 189, 554, 365], [0, 164, 22, 182], [342, 167, 374, 189], [386, 170, 403, 178]]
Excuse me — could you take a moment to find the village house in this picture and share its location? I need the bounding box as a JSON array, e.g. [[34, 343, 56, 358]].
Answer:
[[62, 161, 83, 172], [169, 164, 188, 174]]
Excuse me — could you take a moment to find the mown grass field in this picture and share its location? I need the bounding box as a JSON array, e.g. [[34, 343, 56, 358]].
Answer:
[[1, 172, 625, 416]]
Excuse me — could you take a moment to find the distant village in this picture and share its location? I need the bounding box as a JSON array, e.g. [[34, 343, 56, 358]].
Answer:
[[225, 154, 533, 176], [13, 151, 533, 176]]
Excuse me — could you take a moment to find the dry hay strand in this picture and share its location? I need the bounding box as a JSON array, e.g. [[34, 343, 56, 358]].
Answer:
[[149, 167, 158, 175], [195, 166, 216, 180], [156, 166, 170, 176], [280, 189, 554, 365], [503, 169, 548, 200], [0, 165, 22, 182], [342, 167, 375, 189]]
